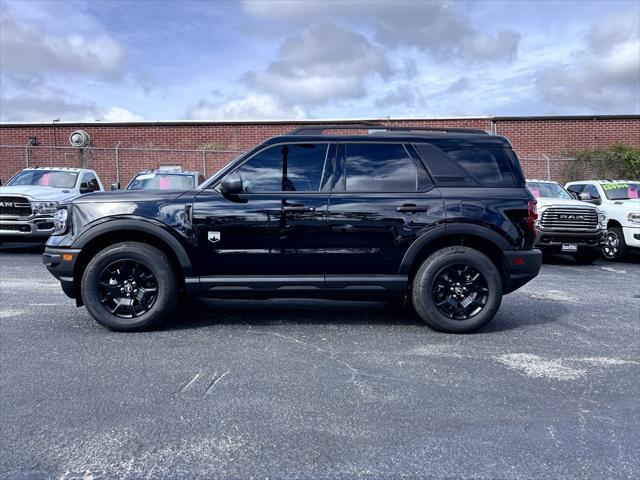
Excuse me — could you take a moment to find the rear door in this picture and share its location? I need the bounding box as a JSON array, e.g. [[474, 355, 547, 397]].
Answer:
[[324, 142, 444, 287]]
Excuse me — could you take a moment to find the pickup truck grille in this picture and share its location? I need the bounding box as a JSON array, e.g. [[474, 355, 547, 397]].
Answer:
[[540, 207, 598, 230], [0, 196, 32, 216]]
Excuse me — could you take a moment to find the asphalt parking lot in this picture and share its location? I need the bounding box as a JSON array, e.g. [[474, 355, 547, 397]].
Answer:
[[1, 247, 639, 480]]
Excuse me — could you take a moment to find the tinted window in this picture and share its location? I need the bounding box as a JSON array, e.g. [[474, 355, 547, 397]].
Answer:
[[442, 147, 516, 187], [566, 184, 584, 194], [414, 143, 477, 187], [344, 143, 417, 192], [526, 182, 572, 199], [234, 144, 329, 192]]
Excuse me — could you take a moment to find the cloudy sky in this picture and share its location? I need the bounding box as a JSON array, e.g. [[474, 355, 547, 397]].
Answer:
[[1, 0, 638, 122]]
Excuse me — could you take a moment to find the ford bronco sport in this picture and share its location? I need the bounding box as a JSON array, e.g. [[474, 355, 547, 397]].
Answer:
[[43, 124, 542, 333]]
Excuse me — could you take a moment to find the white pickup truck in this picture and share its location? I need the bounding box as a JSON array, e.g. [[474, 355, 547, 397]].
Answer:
[[526, 180, 606, 264], [0, 167, 104, 243], [566, 180, 640, 261]]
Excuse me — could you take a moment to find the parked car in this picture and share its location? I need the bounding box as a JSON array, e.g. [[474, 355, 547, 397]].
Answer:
[[114, 168, 205, 191], [566, 180, 640, 261], [43, 124, 542, 333], [526, 180, 606, 264], [0, 167, 104, 244]]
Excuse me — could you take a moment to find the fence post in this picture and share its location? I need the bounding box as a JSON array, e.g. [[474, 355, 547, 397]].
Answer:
[[202, 147, 207, 177], [115, 142, 121, 185], [24, 137, 36, 167], [543, 154, 551, 180]]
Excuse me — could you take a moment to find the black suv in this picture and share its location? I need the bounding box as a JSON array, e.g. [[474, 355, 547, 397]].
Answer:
[[43, 124, 541, 333]]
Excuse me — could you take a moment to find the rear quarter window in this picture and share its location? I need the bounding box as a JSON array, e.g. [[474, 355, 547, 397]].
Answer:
[[415, 143, 519, 187]]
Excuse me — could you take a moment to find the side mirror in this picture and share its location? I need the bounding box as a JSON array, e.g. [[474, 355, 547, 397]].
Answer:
[[578, 192, 591, 201], [111, 182, 121, 191], [79, 184, 90, 194], [220, 174, 243, 195]]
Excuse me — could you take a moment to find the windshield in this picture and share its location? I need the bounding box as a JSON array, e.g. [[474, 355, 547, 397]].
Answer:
[[126, 173, 194, 190], [601, 182, 640, 200], [526, 182, 572, 199], [6, 170, 79, 189]]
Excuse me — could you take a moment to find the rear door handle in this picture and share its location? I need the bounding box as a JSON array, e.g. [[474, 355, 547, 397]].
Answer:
[[282, 204, 316, 213], [396, 204, 429, 213]]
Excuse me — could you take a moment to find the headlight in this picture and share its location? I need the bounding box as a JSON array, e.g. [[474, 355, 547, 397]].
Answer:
[[598, 211, 606, 228], [628, 212, 640, 225], [52, 208, 69, 235], [31, 200, 59, 214]]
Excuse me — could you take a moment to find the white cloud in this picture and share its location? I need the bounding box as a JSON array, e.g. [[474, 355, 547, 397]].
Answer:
[[186, 94, 306, 120], [536, 12, 640, 112], [243, 0, 520, 63], [244, 23, 390, 106], [0, 7, 125, 79]]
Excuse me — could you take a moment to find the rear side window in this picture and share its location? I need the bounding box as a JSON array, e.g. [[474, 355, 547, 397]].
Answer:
[[415, 143, 517, 187], [344, 143, 417, 192]]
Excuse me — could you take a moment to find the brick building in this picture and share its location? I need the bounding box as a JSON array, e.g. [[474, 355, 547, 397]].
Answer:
[[1, 115, 638, 186]]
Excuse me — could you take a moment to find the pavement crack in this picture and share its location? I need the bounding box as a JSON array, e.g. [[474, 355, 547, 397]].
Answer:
[[179, 371, 202, 393], [205, 371, 230, 396]]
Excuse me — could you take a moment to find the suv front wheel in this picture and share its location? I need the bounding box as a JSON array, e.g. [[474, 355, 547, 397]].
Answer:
[[412, 247, 503, 333], [81, 242, 178, 331]]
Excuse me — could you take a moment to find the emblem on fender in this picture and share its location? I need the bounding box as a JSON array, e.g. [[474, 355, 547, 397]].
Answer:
[[208, 231, 221, 243]]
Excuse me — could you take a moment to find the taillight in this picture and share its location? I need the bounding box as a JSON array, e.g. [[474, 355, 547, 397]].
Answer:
[[527, 199, 538, 234]]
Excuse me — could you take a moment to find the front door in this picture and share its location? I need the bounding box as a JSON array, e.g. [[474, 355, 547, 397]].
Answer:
[[192, 142, 335, 290]]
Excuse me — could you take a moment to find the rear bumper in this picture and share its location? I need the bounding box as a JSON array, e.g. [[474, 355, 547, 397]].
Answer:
[[534, 229, 605, 255], [503, 249, 542, 294], [43, 246, 81, 299]]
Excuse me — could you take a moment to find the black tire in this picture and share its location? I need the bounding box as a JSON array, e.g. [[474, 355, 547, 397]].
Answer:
[[81, 242, 178, 331], [412, 246, 503, 333], [602, 227, 626, 261], [573, 254, 599, 265]]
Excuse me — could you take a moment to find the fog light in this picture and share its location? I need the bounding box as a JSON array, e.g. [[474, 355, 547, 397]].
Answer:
[[63, 254, 74, 262]]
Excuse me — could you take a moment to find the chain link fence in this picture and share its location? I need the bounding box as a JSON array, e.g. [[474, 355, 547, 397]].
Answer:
[[0, 144, 246, 187], [0, 145, 599, 188]]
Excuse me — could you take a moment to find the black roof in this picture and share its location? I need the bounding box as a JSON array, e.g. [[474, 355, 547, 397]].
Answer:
[[263, 133, 511, 148]]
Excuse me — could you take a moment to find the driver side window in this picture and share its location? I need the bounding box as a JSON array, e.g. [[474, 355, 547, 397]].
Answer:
[[584, 184, 600, 200], [232, 143, 329, 193]]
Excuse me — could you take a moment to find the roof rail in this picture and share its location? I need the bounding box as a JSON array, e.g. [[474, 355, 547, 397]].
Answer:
[[287, 122, 385, 135], [287, 123, 489, 135]]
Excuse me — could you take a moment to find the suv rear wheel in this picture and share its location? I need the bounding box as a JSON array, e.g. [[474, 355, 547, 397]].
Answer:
[[412, 247, 503, 333], [81, 242, 178, 331]]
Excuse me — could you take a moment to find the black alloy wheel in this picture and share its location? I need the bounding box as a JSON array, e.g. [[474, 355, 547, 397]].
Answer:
[[81, 242, 178, 331], [98, 259, 158, 318], [431, 264, 489, 320]]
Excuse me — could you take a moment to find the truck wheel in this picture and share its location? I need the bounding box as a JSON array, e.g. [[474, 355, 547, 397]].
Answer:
[[602, 227, 626, 261], [412, 247, 503, 333], [81, 242, 178, 331], [573, 254, 599, 265]]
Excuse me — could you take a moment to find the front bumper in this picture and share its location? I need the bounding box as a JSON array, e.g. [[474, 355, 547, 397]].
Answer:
[[503, 249, 542, 294], [43, 246, 81, 299], [622, 225, 640, 249], [534, 228, 605, 254], [0, 215, 55, 240]]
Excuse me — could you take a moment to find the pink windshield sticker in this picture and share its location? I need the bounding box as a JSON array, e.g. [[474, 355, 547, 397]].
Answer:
[[629, 187, 638, 199], [530, 187, 540, 197], [40, 173, 50, 186], [159, 176, 170, 189]]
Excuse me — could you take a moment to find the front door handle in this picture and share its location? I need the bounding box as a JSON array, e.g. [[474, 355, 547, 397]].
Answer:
[[282, 204, 316, 213], [396, 204, 429, 213]]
